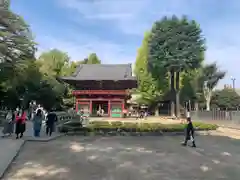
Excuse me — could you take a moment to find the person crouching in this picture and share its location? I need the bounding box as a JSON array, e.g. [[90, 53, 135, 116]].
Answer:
[[181, 117, 196, 147]]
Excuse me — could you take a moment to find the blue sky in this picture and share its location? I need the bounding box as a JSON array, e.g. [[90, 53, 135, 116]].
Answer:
[[11, 0, 240, 88]]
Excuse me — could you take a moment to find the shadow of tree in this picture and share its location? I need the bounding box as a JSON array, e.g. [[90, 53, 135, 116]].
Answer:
[[3, 135, 240, 180]]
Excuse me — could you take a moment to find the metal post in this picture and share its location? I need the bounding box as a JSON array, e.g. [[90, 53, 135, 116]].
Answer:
[[231, 76, 236, 89]]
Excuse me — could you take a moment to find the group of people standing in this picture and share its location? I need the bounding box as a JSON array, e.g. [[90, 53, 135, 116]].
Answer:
[[1, 107, 58, 139], [1, 108, 27, 139], [32, 109, 58, 137]]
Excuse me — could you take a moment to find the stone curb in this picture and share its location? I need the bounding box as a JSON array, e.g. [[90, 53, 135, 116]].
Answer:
[[0, 140, 26, 179], [0, 134, 63, 179], [218, 125, 240, 130], [25, 134, 64, 142], [62, 130, 214, 137]]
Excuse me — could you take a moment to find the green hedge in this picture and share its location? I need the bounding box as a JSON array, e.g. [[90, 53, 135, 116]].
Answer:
[[89, 121, 218, 131], [58, 120, 218, 134]]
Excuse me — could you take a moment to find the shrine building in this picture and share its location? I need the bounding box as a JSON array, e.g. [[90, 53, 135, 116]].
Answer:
[[60, 64, 137, 117]]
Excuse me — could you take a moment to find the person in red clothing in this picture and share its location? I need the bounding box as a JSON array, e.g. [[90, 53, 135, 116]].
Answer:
[[15, 109, 26, 139]]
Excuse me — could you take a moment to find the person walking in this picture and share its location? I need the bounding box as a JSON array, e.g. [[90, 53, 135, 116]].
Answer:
[[181, 116, 196, 147], [1, 109, 14, 137], [46, 110, 58, 136], [32, 109, 43, 137], [15, 109, 26, 139]]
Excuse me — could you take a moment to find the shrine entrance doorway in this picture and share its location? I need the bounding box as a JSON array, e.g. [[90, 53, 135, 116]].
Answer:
[[92, 101, 108, 116]]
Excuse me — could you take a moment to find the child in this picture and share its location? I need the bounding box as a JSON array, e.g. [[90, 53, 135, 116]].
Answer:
[[181, 117, 196, 147]]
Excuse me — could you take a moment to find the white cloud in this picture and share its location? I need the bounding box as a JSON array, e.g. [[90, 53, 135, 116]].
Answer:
[[47, 0, 240, 87], [35, 34, 136, 64], [55, 0, 154, 35], [55, 0, 206, 35]]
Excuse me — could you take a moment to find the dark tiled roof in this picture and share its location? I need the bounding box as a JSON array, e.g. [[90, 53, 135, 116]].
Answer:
[[61, 64, 136, 81]]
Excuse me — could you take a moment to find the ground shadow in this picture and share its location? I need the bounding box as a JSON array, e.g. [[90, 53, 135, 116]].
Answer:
[[2, 134, 240, 180]]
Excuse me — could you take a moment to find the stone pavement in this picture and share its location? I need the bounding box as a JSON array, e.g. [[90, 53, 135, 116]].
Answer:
[[0, 121, 61, 179], [0, 139, 24, 179], [3, 135, 240, 180]]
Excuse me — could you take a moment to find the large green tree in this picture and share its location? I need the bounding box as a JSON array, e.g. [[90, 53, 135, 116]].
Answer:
[[36, 49, 72, 109], [0, 0, 35, 63], [148, 15, 205, 117], [0, 0, 37, 108], [134, 32, 167, 107], [37, 49, 70, 77]]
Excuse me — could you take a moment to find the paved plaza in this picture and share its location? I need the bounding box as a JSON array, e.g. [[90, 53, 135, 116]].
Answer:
[[0, 121, 61, 179], [2, 134, 240, 180]]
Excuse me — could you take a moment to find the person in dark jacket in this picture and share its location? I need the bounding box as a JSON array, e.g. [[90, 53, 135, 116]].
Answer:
[[181, 117, 196, 147], [46, 110, 57, 136]]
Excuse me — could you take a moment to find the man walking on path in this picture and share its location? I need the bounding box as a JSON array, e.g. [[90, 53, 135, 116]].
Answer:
[[46, 110, 57, 136]]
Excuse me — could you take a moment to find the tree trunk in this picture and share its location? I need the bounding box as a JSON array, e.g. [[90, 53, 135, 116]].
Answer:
[[204, 90, 212, 111], [194, 101, 199, 111], [206, 99, 210, 111], [171, 101, 175, 117], [155, 107, 159, 116], [175, 71, 180, 118], [170, 70, 175, 117]]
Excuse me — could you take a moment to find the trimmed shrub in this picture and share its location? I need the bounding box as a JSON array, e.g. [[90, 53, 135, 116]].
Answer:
[[58, 120, 218, 134]]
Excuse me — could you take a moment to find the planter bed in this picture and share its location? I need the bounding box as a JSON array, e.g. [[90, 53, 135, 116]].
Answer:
[[58, 121, 218, 136]]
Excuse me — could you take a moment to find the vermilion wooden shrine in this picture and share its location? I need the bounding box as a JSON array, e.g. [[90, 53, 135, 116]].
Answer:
[[61, 64, 137, 117]]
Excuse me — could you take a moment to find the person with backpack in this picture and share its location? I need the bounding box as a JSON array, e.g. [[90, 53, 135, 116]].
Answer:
[[46, 109, 58, 136]]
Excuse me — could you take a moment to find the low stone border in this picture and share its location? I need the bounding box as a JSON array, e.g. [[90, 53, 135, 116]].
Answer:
[[25, 134, 64, 142], [0, 134, 64, 179]]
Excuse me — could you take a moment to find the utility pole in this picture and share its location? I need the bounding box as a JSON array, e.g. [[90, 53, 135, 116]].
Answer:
[[231, 76, 236, 90]]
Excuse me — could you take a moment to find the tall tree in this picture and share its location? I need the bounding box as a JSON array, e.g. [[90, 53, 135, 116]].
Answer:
[[36, 49, 71, 109], [0, 0, 35, 63], [86, 53, 101, 64], [148, 15, 205, 117], [199, 63, 226, 111], [134, 32, 167, 106], [0, 0, 36, 107], [37, 49, 70, 77]]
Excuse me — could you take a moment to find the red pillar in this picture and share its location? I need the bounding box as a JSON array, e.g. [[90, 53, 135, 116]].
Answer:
[[76, 99, 78, 112], [89, 100, 92, 115], [108, 100, 111, 117], [122, 100, 125, 114]]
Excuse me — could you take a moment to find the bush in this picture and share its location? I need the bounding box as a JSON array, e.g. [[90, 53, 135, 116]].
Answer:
[[193, 122, 218, 130], [59, 120, 218, 134]]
